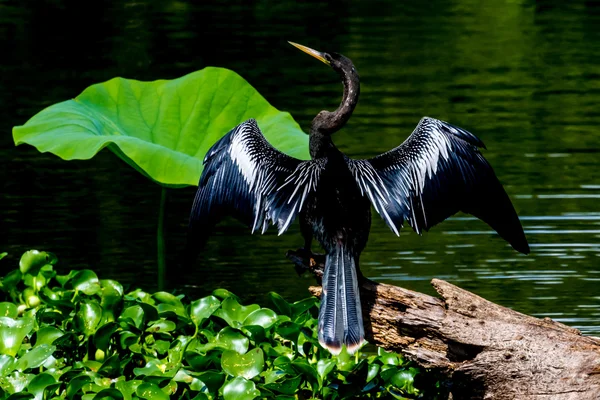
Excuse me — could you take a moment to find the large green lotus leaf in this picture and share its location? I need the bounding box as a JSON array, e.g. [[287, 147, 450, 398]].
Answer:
[[13, 68, 309, 187]]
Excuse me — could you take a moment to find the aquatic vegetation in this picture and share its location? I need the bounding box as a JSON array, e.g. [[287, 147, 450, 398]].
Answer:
[[12, 69, 310, 289], [0, 250, 446, 399]]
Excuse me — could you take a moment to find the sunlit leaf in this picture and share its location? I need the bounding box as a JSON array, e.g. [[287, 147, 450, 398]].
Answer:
[[0, 317, 34, 356], [93, 389, 124, 399], [216, 327, 249, 354], [72, 270, 101, 295], [100, 279, 124, 312], [19, 250, 56, 276], [75, 300, 103, 335], [34, 326, 64, 347], [378, 347, 400, 366], [13, 68, 309, 187], [189, 296, 221, 327], [221, 348, 264, 379], [367, 363, 380, 383], [146, 319, 176, 333], [114, 379, 142, 400], [0, 303, 18, 319], [135, 382, 170, 400], [0, 354, 16, 377], [212, 289, 240, 301], [213, 298, 259, 329], [27, 373, 55, 400], [316, 359, 335, 381], [16, 344, 56, 371], [243, 308, 278, 329], [222, 377, 260, 400]]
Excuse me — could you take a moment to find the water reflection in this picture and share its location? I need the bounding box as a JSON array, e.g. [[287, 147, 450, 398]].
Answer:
[[0, 0, 599, 334]]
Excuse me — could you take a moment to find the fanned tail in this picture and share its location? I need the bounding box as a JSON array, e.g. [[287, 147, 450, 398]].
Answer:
[[318, 244, 365, 355]]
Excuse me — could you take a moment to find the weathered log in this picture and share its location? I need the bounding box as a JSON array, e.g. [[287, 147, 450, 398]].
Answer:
[[287, 249, 600, 400]]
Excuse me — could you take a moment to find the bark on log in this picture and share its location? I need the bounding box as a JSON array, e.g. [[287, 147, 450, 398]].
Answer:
[[287, 250, 600, 400]]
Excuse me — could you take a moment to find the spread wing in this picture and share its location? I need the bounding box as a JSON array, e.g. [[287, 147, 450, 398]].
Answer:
[[348, 117, 529, 254], [187, 119, 324, 258]]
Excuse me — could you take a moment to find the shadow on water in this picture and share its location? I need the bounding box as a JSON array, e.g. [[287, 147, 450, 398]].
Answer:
[[1, 0, 600, 333]]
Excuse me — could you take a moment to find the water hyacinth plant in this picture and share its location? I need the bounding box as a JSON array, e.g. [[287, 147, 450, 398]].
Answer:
[[0, 250, 447, 399]]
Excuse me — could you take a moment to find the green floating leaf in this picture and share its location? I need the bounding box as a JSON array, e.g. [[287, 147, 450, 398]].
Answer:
[[55, 270, 78, 287], [27, 373, 56, 400], [367, 363, 380, 383], [98, 354, 121, 377], [146, 319, 176, 333], [195, 371, 225, 394], [119, 305, 145, 330], [19, 250, 56, 276], [75, 300, 103, 335], [0, 354, 16, 377], [263, 374, 302, 395], [222, 377, 260, 400], [0, 252, 6, 261], [34, 326, 64, 347], [212, 289, 240, 301], [100, 279, 124, 311], [115, 379, 142, 400], [66, 375, 91, 400], [291, 358, 319, 389], [268, 292, 291, 317], [291, 297, 318, 318], [213, 298, 259, 329], [16, 344, 56, 371], [94, 322, 119, 351], [153, 292, 186, 319], [243, 308, 278, 329], [93, 389, 124, 399], [135, 381, 170, 400], [316, 359, 335, 381], [13, 68, 309, 187], [0, 303, 18, 319], [72, 270, 101, 295], [216, 327, 249, 354], [221, 348, 264, 380], [189, 295, 221, 326], [378, 347, 400, 366], [0, 317, 34, 356], [6, 393, 34, 400]]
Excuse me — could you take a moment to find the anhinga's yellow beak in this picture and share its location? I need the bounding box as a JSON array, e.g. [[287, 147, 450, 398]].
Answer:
[[288, 41, 330, 66]]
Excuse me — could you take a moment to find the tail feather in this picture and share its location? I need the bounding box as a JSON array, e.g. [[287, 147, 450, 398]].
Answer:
[[318, 244, 365, 354]]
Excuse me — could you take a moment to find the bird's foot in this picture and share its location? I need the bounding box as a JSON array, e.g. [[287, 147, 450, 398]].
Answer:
[[286, 248, 325, 278]]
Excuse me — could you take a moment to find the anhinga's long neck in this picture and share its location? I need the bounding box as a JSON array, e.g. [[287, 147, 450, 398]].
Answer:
[[309, 64, 360, 158]]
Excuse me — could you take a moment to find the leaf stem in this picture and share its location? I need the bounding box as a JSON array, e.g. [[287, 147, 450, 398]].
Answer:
[[157, 187, 167, 291]]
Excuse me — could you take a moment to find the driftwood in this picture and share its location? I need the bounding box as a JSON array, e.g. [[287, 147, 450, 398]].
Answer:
[[287, 250, 600, 400]]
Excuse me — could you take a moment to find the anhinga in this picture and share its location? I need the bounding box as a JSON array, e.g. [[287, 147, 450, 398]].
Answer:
[[188, 42, 530, 355]]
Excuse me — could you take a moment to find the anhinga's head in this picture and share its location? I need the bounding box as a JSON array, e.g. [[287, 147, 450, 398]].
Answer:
[[289, 42, 360, 136]]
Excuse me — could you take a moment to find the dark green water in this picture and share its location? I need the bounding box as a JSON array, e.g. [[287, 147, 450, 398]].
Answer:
[[1, 0, 600, 334]]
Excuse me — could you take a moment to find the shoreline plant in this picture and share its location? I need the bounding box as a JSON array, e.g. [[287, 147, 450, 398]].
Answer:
[[0, 250, 447, 399]]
